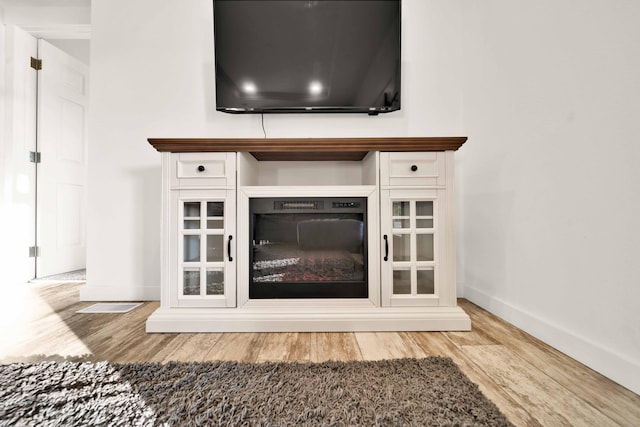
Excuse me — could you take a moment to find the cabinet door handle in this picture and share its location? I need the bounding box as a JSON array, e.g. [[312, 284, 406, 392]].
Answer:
[[383, 234, 389, 261], [410, 164, 418, 172], [227, 235, 233, 262], [197, 165, 205, 172]]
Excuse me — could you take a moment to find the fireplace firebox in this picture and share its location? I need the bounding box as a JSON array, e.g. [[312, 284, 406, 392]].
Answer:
[[249, 197, 368, 299]]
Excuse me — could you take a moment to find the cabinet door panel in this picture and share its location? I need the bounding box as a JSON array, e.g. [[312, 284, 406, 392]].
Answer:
[[206, 269, 225, 296], [392, 269, 411, 294], [381, 189, 442, 307], [183, 235, 201, 262], [206, 235, 224, 262], [182, 268, 200, 295], [172, 189, 236, 307], [416, 269, 435, 295], [392, 234, 411, 261], [416, 234, 434, 261]]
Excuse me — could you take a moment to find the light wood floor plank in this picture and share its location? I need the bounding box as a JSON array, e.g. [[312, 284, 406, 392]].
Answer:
[[148, 334, 190, 363], [257, 333, 311, 362], [113, 333, 177, 364], [460, 300, 640, 426], [462, 344, 619, 426], [155, 333, 223, 363], [443, 328, 496, 347], [407, 332, 541, 427], [81, 302, 160, 361], [204, 333, 265, 362], [355, 332, 427, 360], [309, 332, 362, 362]]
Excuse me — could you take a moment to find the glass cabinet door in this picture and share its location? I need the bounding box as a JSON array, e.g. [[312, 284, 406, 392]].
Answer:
[[382, 191, 439, 306], [176, 191, 235, 307]]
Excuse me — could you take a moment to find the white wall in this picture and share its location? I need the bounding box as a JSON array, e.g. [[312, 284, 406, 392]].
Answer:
[[82, 0, 464, 300], [460, 1, 640, 394], [1, 6, 89, 26]]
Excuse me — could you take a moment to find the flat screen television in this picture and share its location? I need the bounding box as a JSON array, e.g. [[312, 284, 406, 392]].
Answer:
[[213, 0, 401, 115]]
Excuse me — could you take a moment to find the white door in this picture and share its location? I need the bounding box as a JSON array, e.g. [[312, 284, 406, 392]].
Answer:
[[0, 25, 38, 283], [35, 39, 89, 277]]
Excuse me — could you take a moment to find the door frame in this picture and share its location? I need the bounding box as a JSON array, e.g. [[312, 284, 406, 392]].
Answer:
[[31, 26, 90, 278], [0, 23, 90, 281]]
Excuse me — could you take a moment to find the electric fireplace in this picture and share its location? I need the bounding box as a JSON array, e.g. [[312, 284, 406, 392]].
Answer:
[[146, 139, 472, 333], [249, 197, 368, 299]]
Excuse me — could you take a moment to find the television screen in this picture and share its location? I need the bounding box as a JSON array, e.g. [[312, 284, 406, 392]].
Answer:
[[213, 0, 401, 114]]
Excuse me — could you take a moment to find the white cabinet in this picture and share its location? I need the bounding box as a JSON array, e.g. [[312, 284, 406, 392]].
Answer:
[[166, 153, 236, 308], [380, 152, 456, 307]]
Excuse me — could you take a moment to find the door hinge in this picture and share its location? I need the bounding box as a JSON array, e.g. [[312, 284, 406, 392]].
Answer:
[[30, 57, 42, 70], [29, 151, 41, 163], [29, 246, 40, 257]]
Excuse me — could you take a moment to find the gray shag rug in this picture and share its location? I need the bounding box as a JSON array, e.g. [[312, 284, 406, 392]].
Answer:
[[0, 357, 512, 426]]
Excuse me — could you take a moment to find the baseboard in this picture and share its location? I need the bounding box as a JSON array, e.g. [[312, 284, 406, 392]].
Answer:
[[464, 285, 640, 395], [79, 284, 160, 301]]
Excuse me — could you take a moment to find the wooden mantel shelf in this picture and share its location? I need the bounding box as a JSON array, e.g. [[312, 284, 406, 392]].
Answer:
[[148, 137, 467, 161]]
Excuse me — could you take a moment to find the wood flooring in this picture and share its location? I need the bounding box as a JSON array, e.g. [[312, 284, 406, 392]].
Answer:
[[2, 281, 639, 426]]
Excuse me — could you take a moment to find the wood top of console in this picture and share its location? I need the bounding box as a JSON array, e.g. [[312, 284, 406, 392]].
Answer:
[[147, 137, 467, 161]]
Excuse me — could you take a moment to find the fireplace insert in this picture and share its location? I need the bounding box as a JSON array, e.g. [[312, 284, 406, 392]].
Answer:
[[249, 197, 368, 299]]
